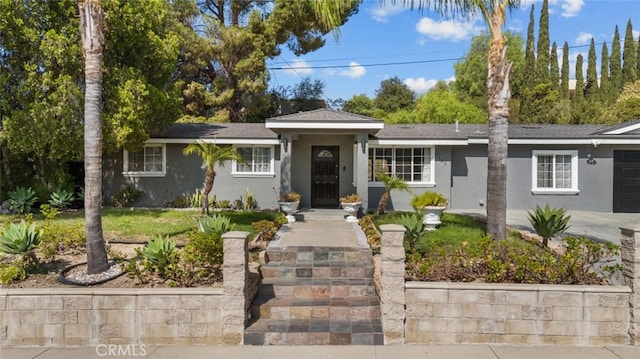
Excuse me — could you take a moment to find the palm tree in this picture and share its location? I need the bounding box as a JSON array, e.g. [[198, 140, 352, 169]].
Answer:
[[376, 172, 410, 215], [314, 0, 520, 240], [183, 143, 243, 215], [79, 0, 109, 274]]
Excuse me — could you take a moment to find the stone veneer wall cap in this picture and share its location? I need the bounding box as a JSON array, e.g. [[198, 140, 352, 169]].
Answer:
[[1, 287, 224, 296], [405, 281, 631, 293], [379, 224, 407, 232], [619, 225, 640, 232]]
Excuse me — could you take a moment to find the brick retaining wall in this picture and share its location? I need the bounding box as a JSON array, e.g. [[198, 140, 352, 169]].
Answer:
[[405, 282, 631, 345], [0, 288, 224, 346]]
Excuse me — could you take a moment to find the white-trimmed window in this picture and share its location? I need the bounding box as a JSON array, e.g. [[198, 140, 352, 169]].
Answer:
[[368, 147, 434, 185], [232, 146, 274, 177], [531, 150, 579, 194], [123, 144, 166, 177]]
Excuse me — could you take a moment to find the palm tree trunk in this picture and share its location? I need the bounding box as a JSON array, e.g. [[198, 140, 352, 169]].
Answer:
[[80, 0, 109, 274], [485, 12, 513, 241], [202, 168, 215, 215], [377, 192, 390, 215]]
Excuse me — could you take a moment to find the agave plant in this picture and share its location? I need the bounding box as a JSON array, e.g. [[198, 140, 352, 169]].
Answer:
[[527, 204, 571, 247], [8, 187, 38, 214], [0, 220, 42, 254], [141, 235, 176, 272], [195, 214, 234, 235], [49, 189, 75, 210], [397, 212, 427, 252]]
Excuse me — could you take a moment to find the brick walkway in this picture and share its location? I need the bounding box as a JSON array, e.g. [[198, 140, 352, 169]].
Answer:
[[244, 220, 382, 345]]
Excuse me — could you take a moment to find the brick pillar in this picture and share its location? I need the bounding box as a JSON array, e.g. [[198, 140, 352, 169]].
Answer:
[[621, 225, 640, 345], [222, 231, 249, 345], [379, 224, 406, 345]]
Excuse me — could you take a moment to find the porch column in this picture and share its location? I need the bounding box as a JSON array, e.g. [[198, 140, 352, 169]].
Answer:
[[355, 132, 369, 210], [280, 133, 292, 194]]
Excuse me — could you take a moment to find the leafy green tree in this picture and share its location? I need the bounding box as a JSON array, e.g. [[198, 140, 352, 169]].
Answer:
[[522, 5, 536, 92], [374, 76, 415, 113], [560, 42, 570, 100], [183, 143, 244, 215], [600, 42, 611, 103], [607, 79, 640, 122], [521, 83, 559, 123], [343, 94, 377, 117], [79, 0, 109, 275], [386, 89, 486, 124], [585, 38, 599, 99], [315, 0, 524, 240], [453, 32, 524, 113], [573, 55, 585, 107], [610, 26, 622, 101], [535, 0, 550, 84], [291, 77, 326, 112], [181, 0, 360, 123], [622, 19, 637, 86]]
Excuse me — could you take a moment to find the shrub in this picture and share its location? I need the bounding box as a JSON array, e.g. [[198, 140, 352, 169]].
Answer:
[[0, 260, 27, 285], [111, 186, 143, 207], [410, 191, 447, 210], [245, 188, 257, 209], [358, 215, 381, 251], [195, 214, 234, 235], [252, 220, 278, 242], [8, 187, 38, 214], [527, 204, 571, 247], [184, 230, 223, 268], [274, 212, 288, 227], [49, 188, 75, 210], [164, 195, 190, 208], [39, 214, 85, 260], [218, 200, 231, 208]]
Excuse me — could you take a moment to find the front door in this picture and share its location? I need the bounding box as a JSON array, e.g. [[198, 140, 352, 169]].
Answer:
[[311, 146, 339, 207], [613, 150, 640, 212]]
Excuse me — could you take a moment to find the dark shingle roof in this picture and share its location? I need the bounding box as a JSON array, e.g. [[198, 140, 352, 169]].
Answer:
[[267, 108, 382, 123], [156, 123, 277, 139]]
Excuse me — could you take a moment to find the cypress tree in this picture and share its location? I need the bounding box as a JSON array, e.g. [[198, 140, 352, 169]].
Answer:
[[610, 25, 622, 101], [622, 19, 637, 85], [585, 38, 598, 99], [550, 41, 559, 91], [636, 35, 640, 77], [535, 0, 550, 84], [600, 41, 611, 103], [560, 42, 570, 100], [523, 5, 536, 90], [572, 54, 585, 124]]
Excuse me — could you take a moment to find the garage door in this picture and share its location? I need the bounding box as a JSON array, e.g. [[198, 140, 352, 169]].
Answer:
[[613, 150, 640, 213]]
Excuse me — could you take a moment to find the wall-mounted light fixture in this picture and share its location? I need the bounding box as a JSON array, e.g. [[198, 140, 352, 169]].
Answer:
[[360, 137, 366, 154], [283, 137, 289, 152], [586, 152, 596, 165]]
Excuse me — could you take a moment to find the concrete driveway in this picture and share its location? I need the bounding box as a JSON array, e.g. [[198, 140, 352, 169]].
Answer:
[[451, 209, 640, 245]]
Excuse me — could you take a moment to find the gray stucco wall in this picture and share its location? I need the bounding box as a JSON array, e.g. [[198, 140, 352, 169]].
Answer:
[[103, 144, 281, 209], [290, 134, 357, 208]]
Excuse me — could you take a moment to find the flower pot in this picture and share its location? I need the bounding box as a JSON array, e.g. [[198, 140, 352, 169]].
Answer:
[[340, 202, 362, 223], [279, 201, 299, 223], [422, 205, 446, 230]]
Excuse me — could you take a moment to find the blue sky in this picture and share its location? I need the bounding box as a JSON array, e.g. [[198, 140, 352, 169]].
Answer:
[[267, 0, 640, 102]]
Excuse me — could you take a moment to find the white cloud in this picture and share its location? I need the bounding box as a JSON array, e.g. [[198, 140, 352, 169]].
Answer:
[[339, 62, 366, 79], [575, 32, 593, 46], [415, 18, 480, 42], [283, 59, 313, 75], [416, 37, 427, 46], [369, 3, 406, 23], [634, 30, 640, 40], [560, 0, 584, 18]]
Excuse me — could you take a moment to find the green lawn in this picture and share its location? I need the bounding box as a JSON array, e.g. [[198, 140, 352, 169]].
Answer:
[[0, 208, 279, 242]]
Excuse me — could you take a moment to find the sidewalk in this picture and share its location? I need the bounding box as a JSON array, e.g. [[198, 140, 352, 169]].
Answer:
[[4, 344, 639, 359]]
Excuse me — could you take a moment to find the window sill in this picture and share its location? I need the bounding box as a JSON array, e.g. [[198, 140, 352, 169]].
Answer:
[[369, 182, 436, 188], [531, 189, 580, 195], [122, 172, 166, 178], [231, 172, 276, 178]]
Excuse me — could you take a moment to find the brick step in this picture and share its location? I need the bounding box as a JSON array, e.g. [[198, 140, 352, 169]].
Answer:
[[260, 263, 374, 279], [244, 319, 384, 345], [258, 279, 376, 297], [266, 247, 372, 264], [250, 296, 380, 321]]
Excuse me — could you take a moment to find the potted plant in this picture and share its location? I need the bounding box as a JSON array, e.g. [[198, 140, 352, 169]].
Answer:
[[410, 191, 447, 230], [279, 191, 301, 223], [339, 193, 363, 223]]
